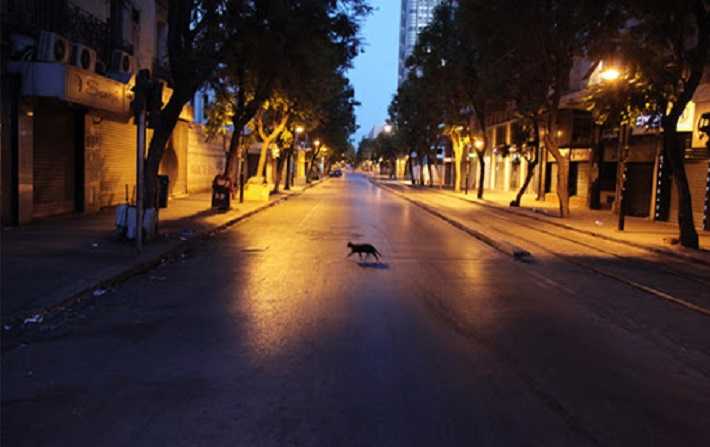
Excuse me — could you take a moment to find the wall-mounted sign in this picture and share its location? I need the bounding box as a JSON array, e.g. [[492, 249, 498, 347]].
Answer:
[[692, 100, 710, 149], [676, 100, 695, 132], [570, 148, 592, 162], [65, 66, 127, 114]]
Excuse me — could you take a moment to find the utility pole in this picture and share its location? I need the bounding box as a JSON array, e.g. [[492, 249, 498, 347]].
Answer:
[[131, 70, 150, 252], [617, 122, 631, 231], [131, 69, 163, 252]]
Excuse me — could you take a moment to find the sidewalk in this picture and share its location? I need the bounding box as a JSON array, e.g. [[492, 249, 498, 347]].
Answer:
[[1, 183, 319, 322], [375, 177, 710, 263]]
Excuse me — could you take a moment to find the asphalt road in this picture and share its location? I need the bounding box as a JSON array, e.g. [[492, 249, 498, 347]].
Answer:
[[3, 173, 710, 446]]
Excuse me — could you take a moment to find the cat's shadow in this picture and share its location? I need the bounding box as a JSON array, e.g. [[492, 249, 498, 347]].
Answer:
[[356, 261, 390, 270]]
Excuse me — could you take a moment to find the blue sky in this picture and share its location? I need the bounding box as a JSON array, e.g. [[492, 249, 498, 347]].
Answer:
[[349, 0, 400, 143]]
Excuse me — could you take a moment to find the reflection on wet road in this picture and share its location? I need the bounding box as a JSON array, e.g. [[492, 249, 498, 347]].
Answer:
[[3, 174, 710, 446]]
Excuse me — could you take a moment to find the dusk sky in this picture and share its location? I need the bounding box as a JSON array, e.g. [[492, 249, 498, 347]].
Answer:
[[349, 1, 400, 144]]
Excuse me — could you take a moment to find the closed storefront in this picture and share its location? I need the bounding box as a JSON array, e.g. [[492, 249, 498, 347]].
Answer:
[[97, 116, 136, 207], [669, 161, 709, 228], [32, 99, 83, 218], [186, 124, 226, 193], [625, 162, 654, 217], [575, 162, 590, 199], [495, 156, 506, 190]]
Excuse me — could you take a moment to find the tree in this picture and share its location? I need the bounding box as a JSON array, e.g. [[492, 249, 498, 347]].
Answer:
[[408, 0, 512, 197], [591, 0, 710, 248], [407, 1, 466, 191], [389, 76, 442, 186], [480, 0, 622, 217], [144, 0, 228, 209], [207, 0, 368, 190], [371, 131, 405, 178], [509, 118, 542, 207]]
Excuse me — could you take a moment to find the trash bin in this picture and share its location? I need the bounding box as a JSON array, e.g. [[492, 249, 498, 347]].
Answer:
[[157, 175, 169, 208], [212, 175, 231, 211]]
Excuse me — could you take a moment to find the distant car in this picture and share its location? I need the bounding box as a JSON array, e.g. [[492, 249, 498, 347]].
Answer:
[[329, 169, 343, 177]]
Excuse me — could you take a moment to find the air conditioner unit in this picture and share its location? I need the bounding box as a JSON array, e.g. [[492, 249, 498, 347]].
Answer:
[[37, 31, 71, 64], [72, 43, 96, 72], [110, 49, 135, 75]]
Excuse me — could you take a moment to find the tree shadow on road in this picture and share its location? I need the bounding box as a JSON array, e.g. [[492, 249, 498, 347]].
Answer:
[[356, 261, 390, 270]]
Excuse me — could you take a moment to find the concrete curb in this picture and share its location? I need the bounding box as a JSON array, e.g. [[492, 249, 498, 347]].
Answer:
[[433, 188, 710, 268], [369, 178, 532, 261], [370, 178, 710, 318], [4, 180, 324, 330]]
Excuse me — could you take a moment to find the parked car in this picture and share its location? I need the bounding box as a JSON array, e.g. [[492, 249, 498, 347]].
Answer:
[[329, 169, 343, 177]]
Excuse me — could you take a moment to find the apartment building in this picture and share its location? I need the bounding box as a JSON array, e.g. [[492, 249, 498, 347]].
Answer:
[[1, 0, 225, 225]]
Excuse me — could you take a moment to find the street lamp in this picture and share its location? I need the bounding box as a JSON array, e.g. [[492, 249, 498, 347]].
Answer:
[[600, 63, 631, 231], [383, 124, 392, 134], [599, 65, 631, 231], [599, 67, 621, 82]]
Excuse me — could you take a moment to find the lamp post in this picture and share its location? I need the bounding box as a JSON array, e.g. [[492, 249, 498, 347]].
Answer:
[[289, 126, 304, 190], [599, 65, 631, 231], [308, 138, 320, 183]]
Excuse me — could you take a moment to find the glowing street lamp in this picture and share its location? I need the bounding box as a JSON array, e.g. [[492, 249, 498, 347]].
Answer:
[[599, 62, 631, 231], [295, 126, 304, 134], [474, 139, 485, 150], [599, 67, 621, 82], [383, 124, 393, 134]]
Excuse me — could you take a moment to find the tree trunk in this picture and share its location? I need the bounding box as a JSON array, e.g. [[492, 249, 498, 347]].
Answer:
[[283, 147, 293, 190], [143, 88, 189, 209], [453, 153, 463, 193], [663, 121, 699, 248], [512, 126, 540, 207], [426, 159, 434, 187], [255, 139, 271, 182], [306, 148, 320, 181], [476, 154, 486, 199], [407, 157, 417, 186], [556, 156, 571, 217], [512, 158, 537, 207], [273, 153, 286, 193]]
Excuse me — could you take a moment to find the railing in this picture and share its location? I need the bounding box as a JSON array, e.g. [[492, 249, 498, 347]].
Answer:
[[65, 1, 110, 63], [4, 0, 111, 64]]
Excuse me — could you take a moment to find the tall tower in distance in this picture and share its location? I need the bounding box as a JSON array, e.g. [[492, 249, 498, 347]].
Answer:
[[398, 0, 444, 85]]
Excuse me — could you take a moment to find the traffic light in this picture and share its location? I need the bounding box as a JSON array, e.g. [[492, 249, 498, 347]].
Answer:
[[130, 69, 163, 129], [130, 69, 151, 116]]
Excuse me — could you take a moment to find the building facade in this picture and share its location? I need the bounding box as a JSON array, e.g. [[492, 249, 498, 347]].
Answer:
[[398, 0, 443, 85], [466, 60, 710, 231], [1, 0, 225, 226]]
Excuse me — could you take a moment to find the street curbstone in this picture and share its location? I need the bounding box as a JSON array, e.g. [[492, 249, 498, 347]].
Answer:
[[3, 180, 326, 339], [436, 189, 710, 268], [369, 178, 533, 262]]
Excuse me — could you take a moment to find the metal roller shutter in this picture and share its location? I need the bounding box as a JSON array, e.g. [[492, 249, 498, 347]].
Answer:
[[98, 117, 136, 207], [33, 100, 75, 218], [669, 161, 708, 227]]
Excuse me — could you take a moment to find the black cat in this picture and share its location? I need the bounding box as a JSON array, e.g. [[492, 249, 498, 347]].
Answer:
[[347, 242, 382, 261]]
